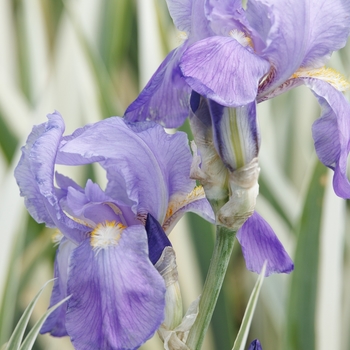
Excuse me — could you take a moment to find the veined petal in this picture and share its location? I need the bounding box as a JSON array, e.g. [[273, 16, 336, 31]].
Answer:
[[300, 0, 350, 67], [209, 100, 260, 171], [41, 238, 77, 336], [162, 186, 215, 234], [180, 36, 270, 107], [302, 78, 350, 198], [14, 112, 89, 244], [14, 121, 56, 227], [236, 212, 294, 276], [66, 225, 166, 350], [253, 0, 350, 97], [165, 0, 192, 33], [204, 0, 257, 40], [249, 0, 309, 97], [58, 117, 194, 224], [124, 45, 191, 128]]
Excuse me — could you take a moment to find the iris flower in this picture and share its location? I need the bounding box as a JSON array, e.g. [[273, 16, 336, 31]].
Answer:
[[125, 0, 350, 199], [14, 112, 214, 350], [124, 0, 350, 276]]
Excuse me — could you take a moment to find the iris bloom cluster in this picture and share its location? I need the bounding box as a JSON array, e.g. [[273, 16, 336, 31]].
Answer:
[[14, 0, 350, 349], [14, 112, 214, 350], [125, 0, 350, 275]]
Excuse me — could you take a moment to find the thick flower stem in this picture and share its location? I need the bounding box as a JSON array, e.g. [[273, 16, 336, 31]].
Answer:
[[186, 225, 236, 350]]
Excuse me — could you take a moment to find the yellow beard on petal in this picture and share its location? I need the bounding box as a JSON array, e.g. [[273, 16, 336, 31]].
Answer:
[[164, 186, 206, 224], [90, 221, 125, 254], [292, 66, 350, 91]]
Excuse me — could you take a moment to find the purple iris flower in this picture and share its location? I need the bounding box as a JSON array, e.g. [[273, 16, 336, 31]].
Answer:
[[189, 92, 293, 276], [124, 0, 350, 200], [14, 111, 214, 350]]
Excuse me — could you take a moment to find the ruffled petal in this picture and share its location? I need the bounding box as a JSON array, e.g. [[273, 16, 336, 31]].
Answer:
[[204, 0, 256, 38], [65, 225, 165, 350], [180, 36, 270, 107], [58, 117, 194, 224], [300, 0, 350, 67], [302, 78, 350, 198], [41, 239, 77, 336], [124, 45, 191, 128], [14, 112, 89, 244], [14, 121, 57, 227], [252, 0, 350, 97], [236, 212, 294, 276], [165, 0, 192, 33], [248, 0, 309, 97]]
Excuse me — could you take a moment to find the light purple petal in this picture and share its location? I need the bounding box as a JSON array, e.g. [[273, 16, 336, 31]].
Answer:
[[124, 45, 191, 128], [58, 117, 194, 224], [14, 112, 89, 244], [66, 225, 166, 350], [14, 121, 56, 227], [180, 36, 270, 107], [204, 0, 258, 40], [300, 0, 350, 67], [165, 0, 192, 33], [166, 0, 212, 39], [302, 78, 350, 198], [236, 212, 294, 276], [41, 239, 77, 336], [248, 0, 309, 97], [252, 0, 350, 98], [55, 172, 83, 201]]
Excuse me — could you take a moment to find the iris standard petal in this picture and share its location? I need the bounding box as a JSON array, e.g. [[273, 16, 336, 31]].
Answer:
[[236, 212, 294, 276], [300, 0, 350, 67], [165, 0, 192, 33], [204, 0, 253, 37], [58, 117, 194, 223], [65, 225, 166, 350], [248, 0, 308, 97], [14, 121, 57, 227], [180, 36, 270, 107], [302, 78, 350, 198], [14, 112, 89, 244], [41, 238, 77, 336], [124, 45, 191, 128]]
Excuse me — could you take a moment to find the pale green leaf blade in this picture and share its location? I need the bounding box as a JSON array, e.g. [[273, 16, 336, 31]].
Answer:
[[5, 279, 54, 350], [19, 295, 71, 350], [232, 263, 266, 350], [286, 160, 328, 350]]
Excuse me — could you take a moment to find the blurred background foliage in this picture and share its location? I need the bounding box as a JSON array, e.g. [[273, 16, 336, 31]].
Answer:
[[0, 0, 349, 349]]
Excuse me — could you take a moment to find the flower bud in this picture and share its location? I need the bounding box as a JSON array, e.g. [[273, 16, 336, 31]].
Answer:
[[189, 91, 261, 230]]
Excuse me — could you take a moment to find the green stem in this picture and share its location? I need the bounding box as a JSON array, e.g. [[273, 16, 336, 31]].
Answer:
[[186, 225, 236, 350]]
